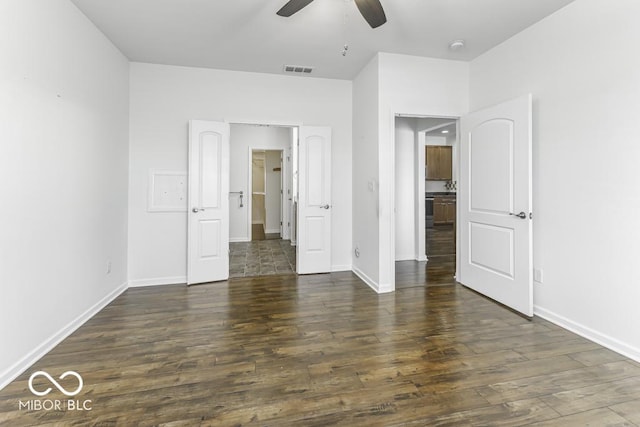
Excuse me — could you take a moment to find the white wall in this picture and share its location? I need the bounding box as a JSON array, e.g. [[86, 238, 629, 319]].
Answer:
[[470, 0, 640, 360], [378, 53, 469, 291], [129, 63, 353, 284], [394, 117, 417, 260], [353, 53, 468, 291], [230, 125, 290, 241], [0, 0, 129, 387], [265, 150, 282, 234], [352, 56, 381, 289]]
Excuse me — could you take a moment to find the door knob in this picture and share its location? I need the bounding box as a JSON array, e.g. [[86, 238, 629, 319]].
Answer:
[[320, 204, 331, 209], [192, 207, 202, 213], [509, 211, 527, 219]]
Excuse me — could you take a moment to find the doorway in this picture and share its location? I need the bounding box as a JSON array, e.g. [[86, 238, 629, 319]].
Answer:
[[228, 124, 296, 278], [424, 122, 457, 279], [393, 116, 459, 288], [187, 121, 333, 283]]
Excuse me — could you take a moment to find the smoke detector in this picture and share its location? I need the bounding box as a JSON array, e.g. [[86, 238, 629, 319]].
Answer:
[[449, 40, 465, 51], [283, 65, 314, 74]]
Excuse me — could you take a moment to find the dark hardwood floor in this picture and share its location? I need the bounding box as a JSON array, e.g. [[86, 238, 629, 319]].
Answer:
[[2, 263, 640, 425]]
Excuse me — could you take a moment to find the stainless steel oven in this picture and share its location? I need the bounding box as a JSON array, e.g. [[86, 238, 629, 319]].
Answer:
[[425, 197, 434, 228]]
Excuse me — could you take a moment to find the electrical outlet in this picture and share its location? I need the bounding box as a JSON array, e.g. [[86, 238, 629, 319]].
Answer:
[[534, 268, 543, 283], [106, 261, 112, 275]]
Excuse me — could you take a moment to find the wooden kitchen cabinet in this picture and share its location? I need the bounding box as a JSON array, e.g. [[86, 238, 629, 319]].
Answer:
[[426, 146, 452, 180], [434, 197, 447, 224], [434, 197, 456, 225], [445, 200, 456, 223]]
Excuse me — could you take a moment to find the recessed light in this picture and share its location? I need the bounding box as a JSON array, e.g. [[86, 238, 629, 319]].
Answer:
[[441, 130, 449, 134], [449, 40, 465, 51]]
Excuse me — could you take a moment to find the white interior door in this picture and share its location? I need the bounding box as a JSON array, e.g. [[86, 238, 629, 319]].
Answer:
[[459, 94, 533, 316], [297, 126, 331, 274], [187, 120, 230, 285]]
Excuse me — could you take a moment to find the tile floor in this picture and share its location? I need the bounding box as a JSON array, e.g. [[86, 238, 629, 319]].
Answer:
[[229, 239, 296, 278]]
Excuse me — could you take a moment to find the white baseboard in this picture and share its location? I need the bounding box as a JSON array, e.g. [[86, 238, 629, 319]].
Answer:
[[534, 305, 640, 363], [128, 276, 186, 287], [417, 255, 428, 262], [331, 264, 352, 272], [395, 254, 415, 261], [352, 266, 380, 293], [230, 237, 250, 243], [265, 229, 280, 234], [0, 282, 128, 391], [251, 221, 264, 225]]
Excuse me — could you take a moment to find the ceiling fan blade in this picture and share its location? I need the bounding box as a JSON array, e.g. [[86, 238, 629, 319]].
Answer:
[[354, 0, 387, 28], [277, 0, 315, 17]]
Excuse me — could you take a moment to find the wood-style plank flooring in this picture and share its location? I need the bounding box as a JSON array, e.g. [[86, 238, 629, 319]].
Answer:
[[426, 224, 456, 284], [2, 266, 640, 425]]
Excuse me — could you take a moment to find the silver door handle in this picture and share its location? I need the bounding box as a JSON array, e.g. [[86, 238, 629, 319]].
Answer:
[[320, 204, 331, 209], [192, 207, 206, 213], [509, 211, 527, 219]]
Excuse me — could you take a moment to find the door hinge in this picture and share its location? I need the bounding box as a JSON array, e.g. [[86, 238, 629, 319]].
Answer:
[[280, 221, 283, 226]]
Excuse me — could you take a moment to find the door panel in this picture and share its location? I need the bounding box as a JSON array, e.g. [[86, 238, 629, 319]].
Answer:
[[459, 94, 533, 316], [199, 220, 221, 258], [306, 216, 325, 251], [199, 133, 221, 208], [306, 137, 324, 205], [188, 120, 230, 285], [469, 222, 514, 277], [470, 119, 513, 213], [297, 126, 331, 274]]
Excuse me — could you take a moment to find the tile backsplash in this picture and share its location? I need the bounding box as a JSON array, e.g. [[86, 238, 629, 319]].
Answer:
[[426, 180, 456, 193]]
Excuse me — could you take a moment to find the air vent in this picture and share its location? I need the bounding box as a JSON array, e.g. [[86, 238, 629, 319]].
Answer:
[[283, 65, 314, 74]]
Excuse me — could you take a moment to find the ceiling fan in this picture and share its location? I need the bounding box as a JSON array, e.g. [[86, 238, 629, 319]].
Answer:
[[277, 0, 387, 29]]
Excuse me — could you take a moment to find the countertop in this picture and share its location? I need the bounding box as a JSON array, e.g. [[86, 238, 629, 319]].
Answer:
[[426, 192, 457, 198]]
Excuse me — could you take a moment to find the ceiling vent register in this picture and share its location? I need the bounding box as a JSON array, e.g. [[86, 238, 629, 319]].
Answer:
[[283, 65, 314, 74]]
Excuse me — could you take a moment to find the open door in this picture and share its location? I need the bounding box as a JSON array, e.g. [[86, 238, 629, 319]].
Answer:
[[297, 126, 331, 274], [459, 94, 533, 316], [187, 120, 230, 285]]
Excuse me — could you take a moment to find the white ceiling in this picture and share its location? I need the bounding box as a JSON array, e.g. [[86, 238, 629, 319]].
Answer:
[[70, 0, 575, 80]]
